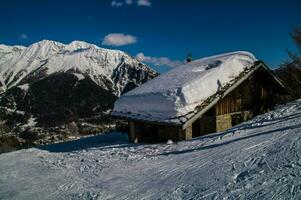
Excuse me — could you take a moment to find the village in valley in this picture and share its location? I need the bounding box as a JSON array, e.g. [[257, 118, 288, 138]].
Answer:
[[0, 0, 301, 199]]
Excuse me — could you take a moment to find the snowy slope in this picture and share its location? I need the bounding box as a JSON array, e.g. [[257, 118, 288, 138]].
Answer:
[[0, 44, 26, 92], [1, 99, 301, 199], [0, 40, 157, 95], [113, 51, 256, 123]]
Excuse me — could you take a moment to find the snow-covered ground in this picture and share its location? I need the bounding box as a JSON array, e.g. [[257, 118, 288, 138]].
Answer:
[[1, 100, 301, 199]]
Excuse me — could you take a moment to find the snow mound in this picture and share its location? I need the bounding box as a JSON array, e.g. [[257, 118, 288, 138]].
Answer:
[[113, 51, 257, 123]]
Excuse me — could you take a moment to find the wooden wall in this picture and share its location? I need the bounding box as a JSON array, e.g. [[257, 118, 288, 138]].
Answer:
[[215, 76, 268, 116], [193, 68, 286, 137]]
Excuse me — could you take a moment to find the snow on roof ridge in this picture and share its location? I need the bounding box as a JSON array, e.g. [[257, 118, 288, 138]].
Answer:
[[179, 51, 257, 68], [124, 51, 257, 96]]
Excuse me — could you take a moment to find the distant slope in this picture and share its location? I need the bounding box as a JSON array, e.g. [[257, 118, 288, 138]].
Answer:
[[0, 40, 158, 149], [0, 99, 300, 199]]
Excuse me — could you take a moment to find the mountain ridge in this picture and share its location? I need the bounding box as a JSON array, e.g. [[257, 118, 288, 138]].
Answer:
[[0, 39, 157, 95], [0, 40, 158, 151]]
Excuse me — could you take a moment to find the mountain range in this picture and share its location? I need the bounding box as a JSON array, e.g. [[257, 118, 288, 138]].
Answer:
[[0, 40, 158, 151]]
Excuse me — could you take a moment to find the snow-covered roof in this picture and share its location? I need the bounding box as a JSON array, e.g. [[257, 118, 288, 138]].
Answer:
[[112, 51, 257, 124]]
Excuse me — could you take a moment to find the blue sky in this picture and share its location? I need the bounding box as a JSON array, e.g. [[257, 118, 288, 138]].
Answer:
[[0, 0, 301, 73]]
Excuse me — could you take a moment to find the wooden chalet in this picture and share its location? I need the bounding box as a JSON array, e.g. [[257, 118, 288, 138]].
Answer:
[[112, 52, 290, 143]]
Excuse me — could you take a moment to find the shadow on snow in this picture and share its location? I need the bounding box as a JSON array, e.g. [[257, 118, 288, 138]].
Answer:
[[37, 132, 131, 153], [156, 123, 301, 156]]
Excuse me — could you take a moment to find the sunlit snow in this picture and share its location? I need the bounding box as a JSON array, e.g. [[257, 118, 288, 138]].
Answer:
[[1, 99, 301, 199]]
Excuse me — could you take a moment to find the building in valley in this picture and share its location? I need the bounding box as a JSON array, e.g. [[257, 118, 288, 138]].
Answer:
[[112, 51, 290, 143]]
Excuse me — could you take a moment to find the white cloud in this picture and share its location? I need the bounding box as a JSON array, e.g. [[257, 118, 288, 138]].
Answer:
[[136, 52, 182, 68], [102, 33, 137, 46], [137, 0, 151, 6], [111, 0, 151, 7], [19, 33, 28, 40], [111, 0, 123, 7]]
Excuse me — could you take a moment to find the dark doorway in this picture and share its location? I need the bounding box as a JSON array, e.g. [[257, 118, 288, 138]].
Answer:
[[192, 119, 201, 137], [141, 124, 159, 143], [192, 107, 216, 137]]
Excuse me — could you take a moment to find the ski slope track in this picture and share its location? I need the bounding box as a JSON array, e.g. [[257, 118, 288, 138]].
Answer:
[[1, 99, 301, 199]]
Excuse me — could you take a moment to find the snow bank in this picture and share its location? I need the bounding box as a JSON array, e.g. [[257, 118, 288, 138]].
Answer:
[[113, 51, 257, 123]]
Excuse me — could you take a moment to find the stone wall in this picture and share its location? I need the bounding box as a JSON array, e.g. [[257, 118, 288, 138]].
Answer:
[[216, 114, 232, 132], [216, 111, 253, 132]]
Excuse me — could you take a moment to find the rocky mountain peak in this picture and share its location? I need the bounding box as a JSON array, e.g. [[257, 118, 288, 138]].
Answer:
[[0, 40, 158, 95]]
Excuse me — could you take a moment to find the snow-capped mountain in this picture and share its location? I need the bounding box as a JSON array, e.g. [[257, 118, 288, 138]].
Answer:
[[0, 40, 157, 95], [0, 40, 157, 146]]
